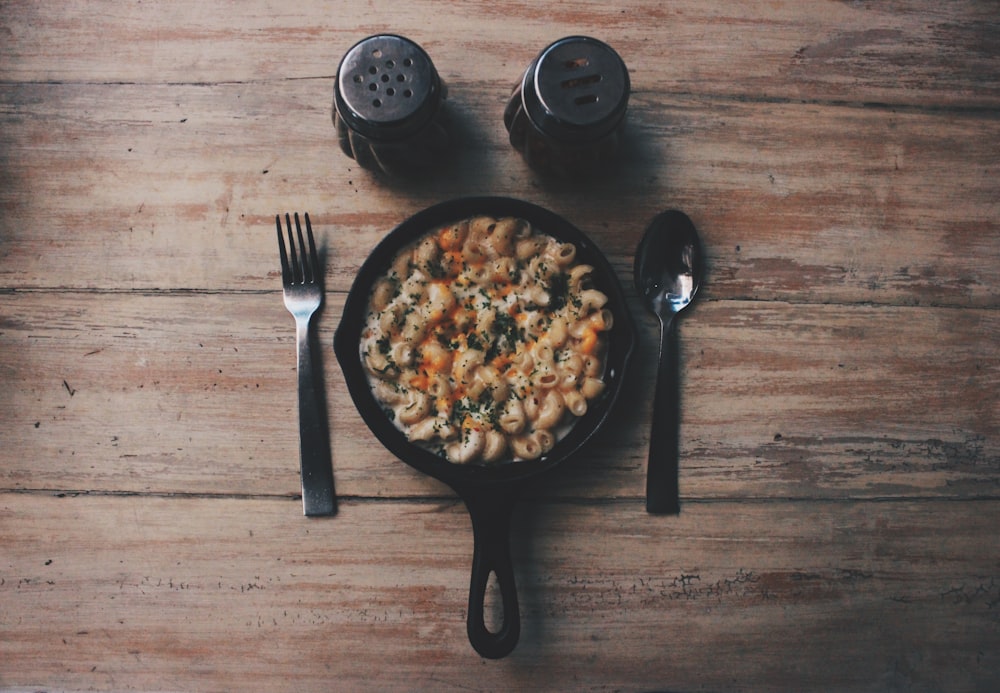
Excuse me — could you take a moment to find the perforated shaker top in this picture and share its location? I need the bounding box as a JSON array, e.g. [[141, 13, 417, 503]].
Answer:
[[335, 34, 442, 141], [523, 36, 630, 143]]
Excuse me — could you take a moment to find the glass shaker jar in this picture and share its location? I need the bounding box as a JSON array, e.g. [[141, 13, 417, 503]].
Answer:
[[504, 36, 630, 178], [333, 34, 449, 177]]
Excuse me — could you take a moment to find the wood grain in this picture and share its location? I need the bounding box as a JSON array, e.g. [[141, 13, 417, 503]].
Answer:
[[2, 81, 998, 308], [2, 1, 998, 108], [2, 493, 998, 692], [2, 0, 999, 689], [2, 292, 996, 499]]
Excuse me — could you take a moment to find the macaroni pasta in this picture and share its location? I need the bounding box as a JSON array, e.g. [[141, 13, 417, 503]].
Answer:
[[361, 215, 612, 464]]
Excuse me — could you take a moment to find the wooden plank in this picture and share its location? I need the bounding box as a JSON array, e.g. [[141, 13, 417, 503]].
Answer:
[[2, 1, 998, 108], [2, 80, 998, 307], [1, 493, 998, 691], [2, 292, 997, 499], [0, 81, 1000, 306]]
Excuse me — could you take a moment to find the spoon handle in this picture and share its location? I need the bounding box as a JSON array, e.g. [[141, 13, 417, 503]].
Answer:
[[647, 315, 681, 514]]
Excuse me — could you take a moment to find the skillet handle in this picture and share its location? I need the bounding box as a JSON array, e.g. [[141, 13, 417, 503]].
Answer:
[[463, 489, 520, 659]]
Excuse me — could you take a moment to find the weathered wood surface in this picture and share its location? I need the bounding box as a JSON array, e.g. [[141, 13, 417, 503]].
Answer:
[[3, 494, 999, 692], [2, 82, 998, 308], [2, 292, 997, 500], [2, 0, 998, 108], [2, 0, 998, 690]]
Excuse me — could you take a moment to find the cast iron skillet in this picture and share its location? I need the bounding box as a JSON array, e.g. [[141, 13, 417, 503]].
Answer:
[[334, 197, 636, 658]]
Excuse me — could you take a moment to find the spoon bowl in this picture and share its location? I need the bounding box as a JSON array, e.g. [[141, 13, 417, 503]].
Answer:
[[633, 210, 703, 514]]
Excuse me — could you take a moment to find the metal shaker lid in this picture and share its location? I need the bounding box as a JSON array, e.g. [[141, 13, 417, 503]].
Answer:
[[521, 36, 630, 143], [335, 34, 443, 141]]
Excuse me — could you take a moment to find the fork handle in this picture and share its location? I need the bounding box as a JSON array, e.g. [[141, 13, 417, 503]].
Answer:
[[296, 317, 337, 516]]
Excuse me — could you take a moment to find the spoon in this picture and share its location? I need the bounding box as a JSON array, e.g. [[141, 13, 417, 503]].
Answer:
[[634, 210, 704, 514]]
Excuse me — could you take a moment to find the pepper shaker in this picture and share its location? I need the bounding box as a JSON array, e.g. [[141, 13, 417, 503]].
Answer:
[[333, 34, 449, 177], [504, 36, 630, 178]]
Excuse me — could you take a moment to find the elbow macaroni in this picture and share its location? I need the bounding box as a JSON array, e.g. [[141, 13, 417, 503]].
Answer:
[[360, 215, 612, 464]]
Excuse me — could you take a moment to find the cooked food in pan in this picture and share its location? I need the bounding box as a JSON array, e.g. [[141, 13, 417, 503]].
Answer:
[[360, 214, 613, 464]]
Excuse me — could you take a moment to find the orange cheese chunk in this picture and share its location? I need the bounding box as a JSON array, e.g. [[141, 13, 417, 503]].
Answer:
[[580, 328, 599, 355]]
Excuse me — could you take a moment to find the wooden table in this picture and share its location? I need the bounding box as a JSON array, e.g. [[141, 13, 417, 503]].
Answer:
[[2, 2, 998, 690]]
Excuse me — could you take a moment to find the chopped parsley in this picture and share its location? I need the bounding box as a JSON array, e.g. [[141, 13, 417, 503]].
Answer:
[[426, 261, 447, 279], [548, 271, 569, 311], [486, 311, 523, 362]]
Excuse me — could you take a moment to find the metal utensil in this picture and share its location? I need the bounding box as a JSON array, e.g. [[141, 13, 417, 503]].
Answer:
[[633, 210, 703, 515], [277, 212, 336, 517]]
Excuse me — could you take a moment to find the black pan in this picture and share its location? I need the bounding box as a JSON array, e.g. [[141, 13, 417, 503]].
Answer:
[[334, 196, 636, 658]]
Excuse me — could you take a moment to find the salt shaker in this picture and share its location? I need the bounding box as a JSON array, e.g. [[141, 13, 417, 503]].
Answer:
[[504, 36, 630, 178], [333, 34, 449, 177]]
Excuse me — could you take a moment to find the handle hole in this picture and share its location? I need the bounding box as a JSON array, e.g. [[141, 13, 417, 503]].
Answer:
[[574, 94, 599, 106], [564, 57, 590, 69], [483, 570, 504, 634]]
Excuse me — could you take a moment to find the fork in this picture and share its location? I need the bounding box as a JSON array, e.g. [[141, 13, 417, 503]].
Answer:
[[277, 212, 336, 516]]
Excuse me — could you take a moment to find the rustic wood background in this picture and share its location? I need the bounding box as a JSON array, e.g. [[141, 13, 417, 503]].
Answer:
[[2, 1, 998, 691]]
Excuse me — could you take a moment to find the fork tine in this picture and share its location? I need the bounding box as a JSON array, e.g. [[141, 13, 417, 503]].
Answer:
[[285, 213, 302, 283], [276, 214, 292, 285], [294, 212, 312, 284], [304, 213, 319, 285]]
